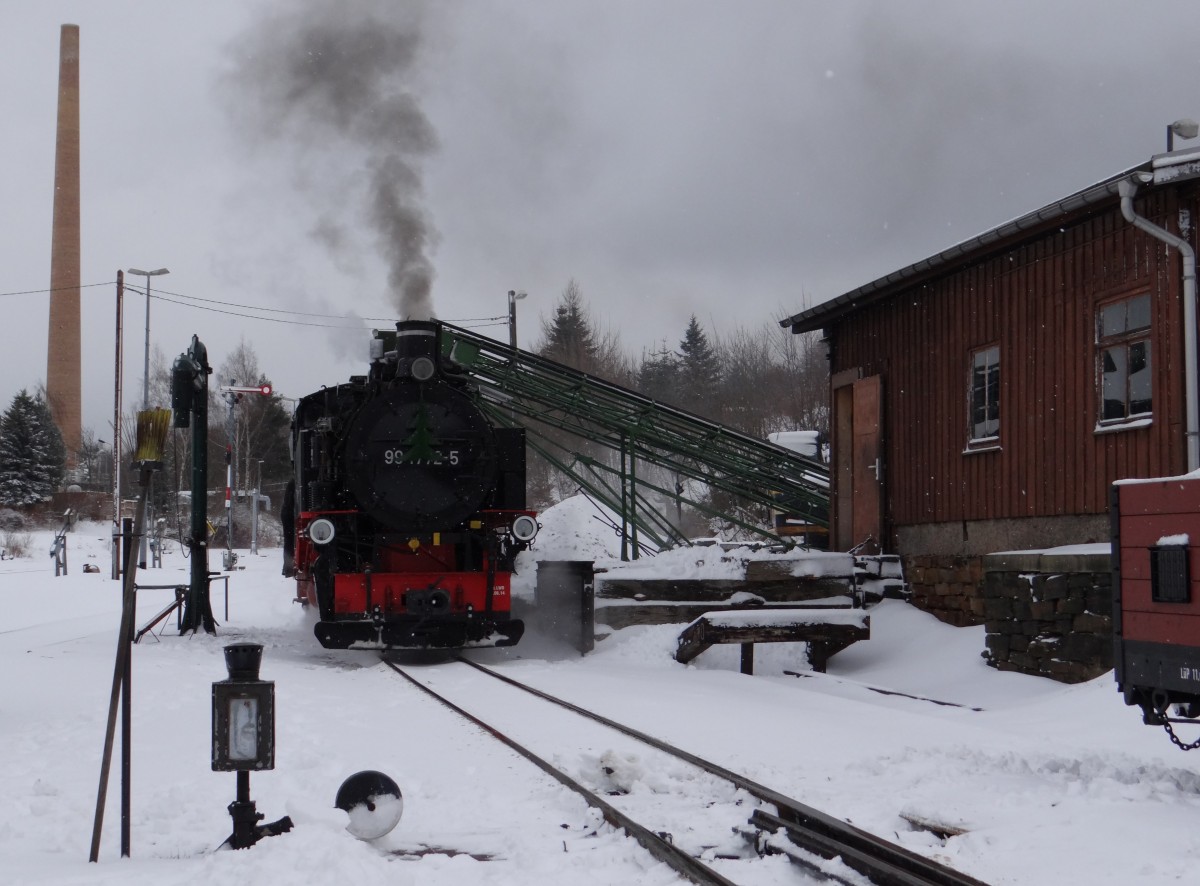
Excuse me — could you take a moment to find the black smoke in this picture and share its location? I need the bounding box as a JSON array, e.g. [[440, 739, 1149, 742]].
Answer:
[[224, 0, 437, 319]]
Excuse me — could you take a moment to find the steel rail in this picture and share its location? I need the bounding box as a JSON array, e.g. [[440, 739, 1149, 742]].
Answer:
[[455, 656, 991, 886], [382, 658, 739, 886]]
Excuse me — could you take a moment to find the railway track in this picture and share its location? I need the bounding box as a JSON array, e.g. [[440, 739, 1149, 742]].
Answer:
[[383, 654, 991, 886]]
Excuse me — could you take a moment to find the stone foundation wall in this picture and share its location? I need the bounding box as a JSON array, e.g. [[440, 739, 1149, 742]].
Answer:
[[903, 554, 986, 627], [980, 550, 1112, 683]]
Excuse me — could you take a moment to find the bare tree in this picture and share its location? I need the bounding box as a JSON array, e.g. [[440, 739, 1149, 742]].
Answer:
[[768, 324, 829, 436], [215, 340, 292, 522], [711, 322, 828, 440]]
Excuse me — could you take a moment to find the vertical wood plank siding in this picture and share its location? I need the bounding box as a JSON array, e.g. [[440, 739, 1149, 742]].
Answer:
[[830, 189, 1196, 532]]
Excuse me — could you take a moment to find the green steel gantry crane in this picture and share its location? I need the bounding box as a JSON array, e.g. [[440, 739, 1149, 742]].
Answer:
[[389, 321, 830, 558]]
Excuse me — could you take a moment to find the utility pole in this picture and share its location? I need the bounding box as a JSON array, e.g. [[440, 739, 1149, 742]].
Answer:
[[224, 382, 236, 569], [508, 289, 527, 351], [111, 272, 124, 580]]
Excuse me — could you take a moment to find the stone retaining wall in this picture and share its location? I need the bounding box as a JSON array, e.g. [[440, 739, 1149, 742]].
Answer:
[[903, 555, 986, 627], [979, 550, 1112, 683]]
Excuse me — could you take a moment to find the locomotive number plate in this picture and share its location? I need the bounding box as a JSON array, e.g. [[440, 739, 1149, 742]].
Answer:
[[383, 448, 461, 466]]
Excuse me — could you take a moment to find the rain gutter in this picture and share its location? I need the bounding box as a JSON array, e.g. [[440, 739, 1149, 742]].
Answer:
[[1119, 172, 1199, 472]]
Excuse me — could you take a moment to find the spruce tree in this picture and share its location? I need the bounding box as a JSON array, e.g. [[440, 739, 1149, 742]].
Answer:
[[676, 315, 721, 418], [0, 390, 65, 505], [539, 279, 599, 372], [637, 342, 681, 404], [32, 393, 66, 489]]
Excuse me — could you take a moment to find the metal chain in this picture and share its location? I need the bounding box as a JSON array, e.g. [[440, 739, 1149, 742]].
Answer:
[[1162, 718, 1200, 751]]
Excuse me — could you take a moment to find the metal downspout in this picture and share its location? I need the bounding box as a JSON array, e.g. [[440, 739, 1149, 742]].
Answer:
[[1119, 176, 1200, 472]]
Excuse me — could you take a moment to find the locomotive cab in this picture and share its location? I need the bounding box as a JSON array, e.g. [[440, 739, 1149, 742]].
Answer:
[[289, 320, 536, 649]]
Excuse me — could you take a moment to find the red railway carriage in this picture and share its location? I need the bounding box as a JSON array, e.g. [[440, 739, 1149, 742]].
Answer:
[[1112, 474, 1200, 727], [283, 320, 536, 649]]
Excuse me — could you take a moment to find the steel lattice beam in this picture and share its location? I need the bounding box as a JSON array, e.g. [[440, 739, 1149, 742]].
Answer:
[[424, 322, 829, 552]]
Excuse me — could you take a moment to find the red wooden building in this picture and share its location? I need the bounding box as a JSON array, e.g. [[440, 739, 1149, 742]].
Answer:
[[781, 149, 1200, 618]]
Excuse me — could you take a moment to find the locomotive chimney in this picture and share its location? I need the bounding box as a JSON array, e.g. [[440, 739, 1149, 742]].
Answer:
[[394, 320, 438, 363], [46, 23, 82, 471]]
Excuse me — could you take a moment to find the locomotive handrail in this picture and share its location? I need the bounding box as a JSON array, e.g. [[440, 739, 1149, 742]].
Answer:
[[428, 322, 829, 548]]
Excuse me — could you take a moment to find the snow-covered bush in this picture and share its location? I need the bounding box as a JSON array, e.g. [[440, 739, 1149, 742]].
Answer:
[[1, 530, 31, 558], [0, 508, 27, 531]]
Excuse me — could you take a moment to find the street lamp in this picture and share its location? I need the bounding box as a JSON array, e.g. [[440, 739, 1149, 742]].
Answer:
[[94, 438, 107, 487], [508, 289, 527, 350], [127, 268, 169, 409], [1167, 118, 1199, 152]]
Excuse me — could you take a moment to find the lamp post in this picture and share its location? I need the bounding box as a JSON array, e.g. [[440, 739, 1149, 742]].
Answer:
[[95, 439, 107, 488], [127, 268, 168, 569], [1167, 118, 1199, 152], [507, 289, 527, 350], [126, 268, 169, 409], [251, 459, 265, 556]]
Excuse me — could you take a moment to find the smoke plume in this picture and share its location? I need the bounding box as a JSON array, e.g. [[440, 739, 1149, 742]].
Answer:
[[225, 0, 438, 319]]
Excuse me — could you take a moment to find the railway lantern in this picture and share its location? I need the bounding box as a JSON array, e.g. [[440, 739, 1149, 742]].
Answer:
[[213, 644, 275, 771], [212, 644, 292, 848]]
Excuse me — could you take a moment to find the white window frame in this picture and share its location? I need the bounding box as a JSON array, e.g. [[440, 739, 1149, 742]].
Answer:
[[967, 344, 1001, 449]]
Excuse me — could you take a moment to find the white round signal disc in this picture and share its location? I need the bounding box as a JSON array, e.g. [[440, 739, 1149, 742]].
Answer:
[[336, 770, 404, 841], [345, 792, 404, 841]]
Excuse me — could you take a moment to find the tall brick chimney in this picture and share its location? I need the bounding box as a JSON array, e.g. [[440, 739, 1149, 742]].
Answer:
[[46, 23, 82, 472]]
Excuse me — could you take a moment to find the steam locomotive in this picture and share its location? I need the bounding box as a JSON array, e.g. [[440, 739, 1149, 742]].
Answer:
[[283, 320, 536, 649]]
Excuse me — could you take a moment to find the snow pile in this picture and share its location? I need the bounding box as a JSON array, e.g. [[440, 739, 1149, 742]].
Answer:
[[517, 493, 853, 588], [594, 542, 748, 581], [993, 542, 1111, 557], [525, 495, 626, 562]]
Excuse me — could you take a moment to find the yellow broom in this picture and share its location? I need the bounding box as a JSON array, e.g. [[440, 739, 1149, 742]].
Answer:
[[133, 408, 172, 466]]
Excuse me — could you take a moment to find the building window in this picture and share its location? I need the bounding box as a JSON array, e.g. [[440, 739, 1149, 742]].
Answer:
[[1098, 293, 1152, 422], [969, 345, 1000, 443]]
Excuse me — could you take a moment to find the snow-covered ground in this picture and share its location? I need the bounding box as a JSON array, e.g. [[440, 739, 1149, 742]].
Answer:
[[2, 497, 1199, 885]]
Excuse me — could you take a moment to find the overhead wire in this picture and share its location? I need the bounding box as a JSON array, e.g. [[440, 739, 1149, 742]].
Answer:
[[0, 281, 113, 298], [0, 279, 515, 331]]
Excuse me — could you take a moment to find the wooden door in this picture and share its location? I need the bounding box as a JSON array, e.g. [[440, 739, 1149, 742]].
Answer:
[[833, 375, 883, 551]]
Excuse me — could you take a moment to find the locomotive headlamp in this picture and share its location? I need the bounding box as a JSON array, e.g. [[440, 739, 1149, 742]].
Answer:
[[410, 356, 435, 381], [511, 514, 539, 543], [307, 518, 336, 545]]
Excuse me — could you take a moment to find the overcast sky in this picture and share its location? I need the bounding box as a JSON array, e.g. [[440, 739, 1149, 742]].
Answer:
[[3, 1, 1198, 437]]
